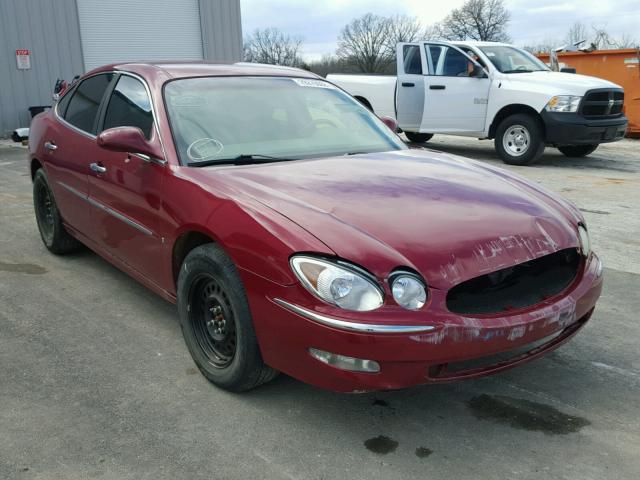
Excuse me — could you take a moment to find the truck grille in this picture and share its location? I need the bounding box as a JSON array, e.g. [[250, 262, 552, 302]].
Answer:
[[446, 249, 581, 315], [581, 89, 624, 117]]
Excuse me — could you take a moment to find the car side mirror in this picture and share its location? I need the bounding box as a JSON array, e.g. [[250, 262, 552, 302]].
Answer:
[[472, 63, 487, 78], [97, 126, 163, 160], [379, 115, 398, 132]]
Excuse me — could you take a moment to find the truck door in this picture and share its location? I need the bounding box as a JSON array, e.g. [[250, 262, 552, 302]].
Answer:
[[395, 43, 426, 131], [421, 42, 491, 134]]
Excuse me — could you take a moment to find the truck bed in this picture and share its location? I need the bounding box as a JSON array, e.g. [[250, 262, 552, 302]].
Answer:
[[326, 74, 397, 119]]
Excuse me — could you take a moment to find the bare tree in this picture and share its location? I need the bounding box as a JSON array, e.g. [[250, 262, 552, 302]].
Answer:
[[437, 0, 511, 42], [565, 22, 588, 46], [244, 28, 303, 67], [336, 14, 393, 73], [336, 13, 424, 73]]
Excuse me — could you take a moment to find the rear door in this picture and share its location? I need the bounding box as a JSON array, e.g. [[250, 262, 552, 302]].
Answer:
[[420, 42, 491, 134], [395, 43, 426, 132], [88, 73, 168, 282], [47, 73, 115, 236]]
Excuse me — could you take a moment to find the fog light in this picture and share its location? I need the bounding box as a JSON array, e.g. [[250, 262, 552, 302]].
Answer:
[[309, 348, 380, 373]]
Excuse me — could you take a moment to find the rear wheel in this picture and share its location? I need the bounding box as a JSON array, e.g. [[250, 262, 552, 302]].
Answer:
[[405, 132, 434, 143], [33, 169, 81, 254], [557, 144, 598, 157], [494, 114, 545, 165], [177, 243, 277, 392]]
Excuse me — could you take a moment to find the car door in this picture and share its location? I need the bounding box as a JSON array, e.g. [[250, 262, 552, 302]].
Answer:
[[88, 73, 168, 282], [46, 73, 115, 236], [395, 43, 427, 131], [420, 42, 491, 134]]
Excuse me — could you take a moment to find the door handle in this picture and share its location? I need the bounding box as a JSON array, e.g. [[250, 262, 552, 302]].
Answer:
[[44, 141, 57, 151], [429, 85, 446, 90], [401, 82, 415, 87], [89, 163, 107, 174]]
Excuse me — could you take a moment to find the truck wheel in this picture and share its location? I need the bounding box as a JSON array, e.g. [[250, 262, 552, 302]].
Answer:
[[33, 169, 81, 254], [405, 132, 434, 143], [177, 243, 278, 392], [495, 114, 544, 165], [557, 144, 598, 157]]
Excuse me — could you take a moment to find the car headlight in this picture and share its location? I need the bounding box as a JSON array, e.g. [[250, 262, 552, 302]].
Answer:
[[578, 224, 590, 256], [390, 273, 427, 310], [290, 256, 384, 311], [545, 95, 582, 113]]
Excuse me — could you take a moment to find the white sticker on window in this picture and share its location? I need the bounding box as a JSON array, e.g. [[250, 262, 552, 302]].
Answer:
[[291, 78, 337, 89], [187, 138, 224, 162]]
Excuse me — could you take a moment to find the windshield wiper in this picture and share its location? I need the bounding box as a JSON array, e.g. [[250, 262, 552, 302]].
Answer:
[[501, 69, 535, 73], [188, 154, 295, 167]]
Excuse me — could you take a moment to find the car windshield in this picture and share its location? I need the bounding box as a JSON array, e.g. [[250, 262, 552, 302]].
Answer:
[[479, 46, 550, 73], [164, 76, 406, 165]]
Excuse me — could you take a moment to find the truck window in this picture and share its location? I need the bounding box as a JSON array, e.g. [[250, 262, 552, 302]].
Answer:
[[403, 45, 422, 75], [427, 46, 473, 77]]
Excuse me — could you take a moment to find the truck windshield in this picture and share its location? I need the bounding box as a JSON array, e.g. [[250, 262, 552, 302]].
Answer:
[[164, 76, 406, 166], [479, 46, 549, 73]]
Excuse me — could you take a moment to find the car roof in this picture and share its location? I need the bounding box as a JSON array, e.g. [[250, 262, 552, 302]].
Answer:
[[85, 61, 320, 80]]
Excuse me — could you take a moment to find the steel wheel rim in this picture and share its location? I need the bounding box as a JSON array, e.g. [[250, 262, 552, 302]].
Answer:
[[35, 182, 55, 242], [189, 274, 237, 368], [503, 124, 530, 157]]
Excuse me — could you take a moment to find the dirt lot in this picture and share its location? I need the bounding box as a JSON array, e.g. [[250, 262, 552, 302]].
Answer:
[[1, 138, 639, 480]]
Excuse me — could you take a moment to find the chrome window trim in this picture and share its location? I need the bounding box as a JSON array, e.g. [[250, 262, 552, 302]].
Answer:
[[274, 298, 435, 334], [57, 181, 154, 236], [54, 70, 167, 165]]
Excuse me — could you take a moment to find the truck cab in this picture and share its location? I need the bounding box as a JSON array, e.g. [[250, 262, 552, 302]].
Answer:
[[328, 41, 628, 165]]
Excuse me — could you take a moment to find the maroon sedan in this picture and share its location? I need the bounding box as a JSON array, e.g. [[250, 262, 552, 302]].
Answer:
[[28, 62, 603, 392]]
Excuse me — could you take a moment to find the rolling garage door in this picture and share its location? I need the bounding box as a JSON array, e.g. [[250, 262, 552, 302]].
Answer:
[[76, 0, 204, 71]]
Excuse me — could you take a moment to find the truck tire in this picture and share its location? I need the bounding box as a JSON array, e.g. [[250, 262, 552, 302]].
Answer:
[[405, 132, 434, 143], [557, 144, 598, 157], [495, 114, 545, 165], [33, 169, 81, 255], [177, 243, 278, 392]]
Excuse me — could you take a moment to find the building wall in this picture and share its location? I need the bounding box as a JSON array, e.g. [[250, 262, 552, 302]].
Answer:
[[0, 0, 84, 136], [200, 0, 244, 63], [0, 0, 243, 137]]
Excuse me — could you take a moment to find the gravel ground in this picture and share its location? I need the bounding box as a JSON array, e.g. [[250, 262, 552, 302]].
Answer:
[[0, 138, 639, 480]]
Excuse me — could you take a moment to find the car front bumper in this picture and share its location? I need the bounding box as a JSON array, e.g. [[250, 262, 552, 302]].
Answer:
[[541, 111, 627, 145], [241, 253, 603, 393]]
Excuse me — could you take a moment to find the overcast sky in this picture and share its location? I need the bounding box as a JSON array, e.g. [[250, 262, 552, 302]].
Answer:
[[240, 0, 640, 60]]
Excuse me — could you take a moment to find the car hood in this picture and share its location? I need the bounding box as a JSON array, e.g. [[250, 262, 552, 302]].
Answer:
[[503, 71, 622, 95], [199, 150, 581, 290]]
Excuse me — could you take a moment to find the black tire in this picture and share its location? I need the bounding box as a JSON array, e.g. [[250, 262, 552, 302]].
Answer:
[[494, 113, 545, 165], [33, 168, 81, 254], [557, 144, 598, 157], [405, 132, 434, 143], [177, 243, 278, 392]]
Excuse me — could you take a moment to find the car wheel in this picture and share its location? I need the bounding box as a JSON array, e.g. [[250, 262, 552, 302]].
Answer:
[[557, 144, 598, 157], [405, 132, 434, 143], [33, 169, 81, 254], [495, 114, 545, 165], [177, 243, 278, 392]]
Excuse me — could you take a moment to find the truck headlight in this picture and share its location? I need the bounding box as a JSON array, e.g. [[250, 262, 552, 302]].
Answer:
[[545, 95, 582, 113], [290, 256, 384, 311]]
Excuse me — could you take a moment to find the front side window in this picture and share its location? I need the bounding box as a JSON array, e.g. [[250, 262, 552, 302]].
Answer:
[[103, 75, 153, 139], [64, 73, 114, 133], [428, 46, 474, 77], [479, 46, 549, 73], [164, 77, 406, 165]]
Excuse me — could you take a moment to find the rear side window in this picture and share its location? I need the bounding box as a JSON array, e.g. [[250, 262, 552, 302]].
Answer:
[[102, 75, 153, 139], [64, 73, 114, 133], [403, 45, 422, 75], [56, 88, 75, 117]]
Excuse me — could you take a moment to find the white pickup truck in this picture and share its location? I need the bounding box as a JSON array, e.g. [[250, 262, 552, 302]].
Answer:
[[327, 41, 628, 165]]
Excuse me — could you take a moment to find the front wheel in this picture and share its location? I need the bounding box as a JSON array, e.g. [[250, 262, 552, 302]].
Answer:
[[405, 132, 434, 143], [494, 114, 545, 165], [557, 144, 598, 157], [177, 243, 278, 392]]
